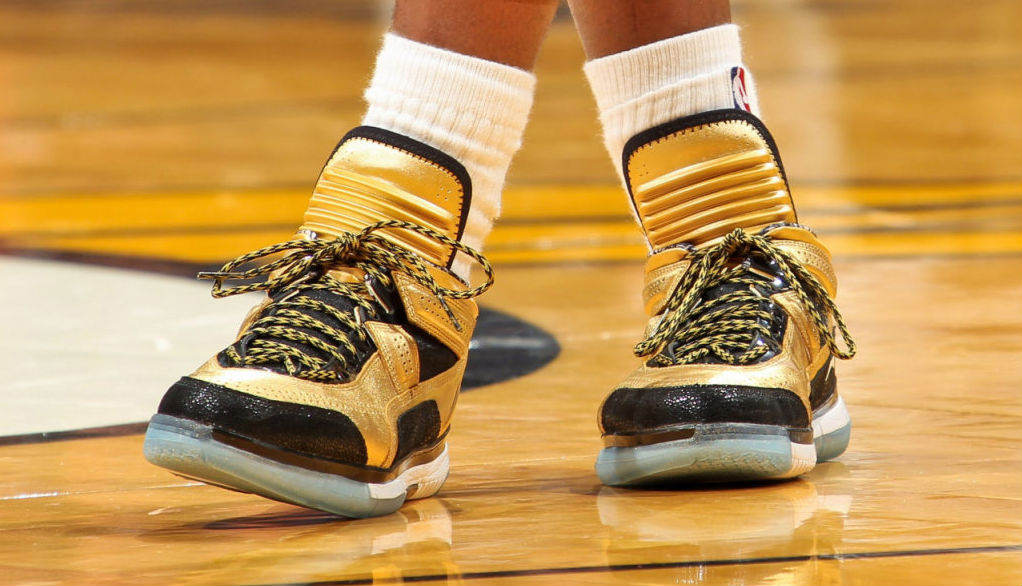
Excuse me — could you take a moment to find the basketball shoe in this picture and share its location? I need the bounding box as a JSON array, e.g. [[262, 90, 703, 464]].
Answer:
[[596, 109, 856, 486], [144, 128, 491, 518]]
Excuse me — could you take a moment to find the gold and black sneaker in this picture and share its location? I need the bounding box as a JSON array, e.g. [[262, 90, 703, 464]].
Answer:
[[596, 110, 856, 486], [144, 128, 491, 518]]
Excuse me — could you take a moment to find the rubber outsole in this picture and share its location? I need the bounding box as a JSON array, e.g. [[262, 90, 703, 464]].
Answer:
[[143, 414, 449, 518], [596, 395, 851, 487]]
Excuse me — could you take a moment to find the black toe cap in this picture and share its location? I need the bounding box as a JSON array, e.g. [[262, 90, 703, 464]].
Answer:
[[158, 377, 368, 466], [600, 384, 809, 435]]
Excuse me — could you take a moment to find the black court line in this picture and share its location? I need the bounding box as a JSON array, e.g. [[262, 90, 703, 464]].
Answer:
[[1, 218, 1019, 241], [0, 248, 220, 278], [0, 423, 147, 446], [233, 544, 1022, 586], [1, 246, 1019, 284]]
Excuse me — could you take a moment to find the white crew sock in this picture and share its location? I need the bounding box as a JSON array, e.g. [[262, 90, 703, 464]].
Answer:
[[582, 24, 759, 176], [362, 33, 536, 277]]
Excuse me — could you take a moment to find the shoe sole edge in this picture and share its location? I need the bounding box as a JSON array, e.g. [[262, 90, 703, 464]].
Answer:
[[596, 398, 852, 486], [143, 414, 448, 518]]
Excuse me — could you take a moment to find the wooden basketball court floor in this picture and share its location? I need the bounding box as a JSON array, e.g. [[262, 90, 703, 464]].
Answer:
[[1, 1, 1020, 584]]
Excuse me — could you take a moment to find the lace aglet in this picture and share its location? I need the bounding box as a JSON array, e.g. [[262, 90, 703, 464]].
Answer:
[[197, 270, 242, 281]]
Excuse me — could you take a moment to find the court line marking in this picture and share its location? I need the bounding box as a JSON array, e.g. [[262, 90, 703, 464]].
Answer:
[[5, 200, 1022, 237], [0, 423, 148, 447], [230, 544, 1022, 586], [0, 247, 1018, 283]]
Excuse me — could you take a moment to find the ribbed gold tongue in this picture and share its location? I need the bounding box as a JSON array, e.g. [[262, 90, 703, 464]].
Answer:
[[299, 127, 471, 268], [624, 110, 796, 251]]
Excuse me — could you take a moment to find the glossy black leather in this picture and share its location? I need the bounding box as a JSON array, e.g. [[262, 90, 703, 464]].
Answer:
[[601, 384, 809, 435], [809, 357, 837, 410], [158, 376, 368, 466], [394, 400, 441, 462]]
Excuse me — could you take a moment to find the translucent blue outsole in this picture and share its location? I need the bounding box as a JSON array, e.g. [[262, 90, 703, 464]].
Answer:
[[143, 414, 447, 518], [596, 397, 852, 487]]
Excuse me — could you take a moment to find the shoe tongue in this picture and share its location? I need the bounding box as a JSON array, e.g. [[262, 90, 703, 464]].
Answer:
[[298, 126, 472, 269], [326, 268, 364, 284], [651, 250, 785, 366], [245, 274, 383, 380], [705, 251, 785, 300], [623, 110, 796, 251], [289, 229, 374, 285]]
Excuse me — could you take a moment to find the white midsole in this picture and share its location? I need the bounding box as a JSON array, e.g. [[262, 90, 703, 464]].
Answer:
[[812, 396, 851, 438], [367, 446, 450, 500]]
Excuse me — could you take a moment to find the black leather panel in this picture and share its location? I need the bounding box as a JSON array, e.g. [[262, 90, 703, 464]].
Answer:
[[652, 253, 791, 367], [405, 324, 458, 381], [157, 377, 368, 466], [394, 400, 442, 463], [809, 358, 837, 410], [601, 384, 809, 434]]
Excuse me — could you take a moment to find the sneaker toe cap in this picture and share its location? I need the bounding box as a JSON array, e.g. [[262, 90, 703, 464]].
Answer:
[[600, 384, 809, 436], [157, 376, 369, 467]]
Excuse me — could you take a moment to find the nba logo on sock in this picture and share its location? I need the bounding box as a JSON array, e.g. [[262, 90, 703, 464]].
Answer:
[[731, 66, 752, 112]]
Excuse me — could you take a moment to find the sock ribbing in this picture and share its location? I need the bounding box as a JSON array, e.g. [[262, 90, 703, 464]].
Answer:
[[583, 24, 759, 176], [361, 33, 536, 277]]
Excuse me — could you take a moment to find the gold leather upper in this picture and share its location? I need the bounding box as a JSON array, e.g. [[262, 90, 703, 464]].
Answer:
[[301, 134, 468, 267], [603, 225, 838, 435], [191, 129, 482, 470], [640, 226, 837, 318], [626, 117, 796, 250], [192, 272, 478, 469]]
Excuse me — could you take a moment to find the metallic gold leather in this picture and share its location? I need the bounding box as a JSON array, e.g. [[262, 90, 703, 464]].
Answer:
[[765, 226, 838, 296], [394, 272, 477, 358], [642, 249, 692, 317], [626, 119, 796, 250], [605, 228, 841, 436], [190, 349, 468, 469], [365, 321, 420, 391], [191, 226, 479, 469], [234, 298, 271, 340], [300, 136, 467, 267], [602, 321, 815, 436]]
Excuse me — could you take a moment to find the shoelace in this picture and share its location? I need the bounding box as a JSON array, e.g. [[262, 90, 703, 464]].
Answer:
[[197, 219, 494, 382], [635, 228, 856, 366]]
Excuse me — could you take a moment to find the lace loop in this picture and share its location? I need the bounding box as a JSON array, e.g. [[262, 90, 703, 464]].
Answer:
[[198, 220, 494, 381], [635, 228, 856, 365]]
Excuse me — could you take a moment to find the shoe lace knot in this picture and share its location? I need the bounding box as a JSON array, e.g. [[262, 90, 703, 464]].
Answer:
[[196, 219, 494, 382], [635, 228, 856, 366]]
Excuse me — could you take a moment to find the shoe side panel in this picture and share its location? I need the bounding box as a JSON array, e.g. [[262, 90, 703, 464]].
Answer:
[[156, 377, 369, 467], [189, 355, 402, 468], [395, 272, 477, 357]]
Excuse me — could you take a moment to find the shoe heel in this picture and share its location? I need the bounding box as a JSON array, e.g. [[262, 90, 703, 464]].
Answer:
[[813, 396, 852, 462]]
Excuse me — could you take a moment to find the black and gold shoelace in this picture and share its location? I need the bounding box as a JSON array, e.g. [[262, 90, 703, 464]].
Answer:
[[636, 228, 856, 366], [197, 220, 494, 382]]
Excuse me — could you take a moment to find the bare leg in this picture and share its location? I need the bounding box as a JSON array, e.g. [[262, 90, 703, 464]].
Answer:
[[393, 0, 560, 69], [567, 0, 731, 58]]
